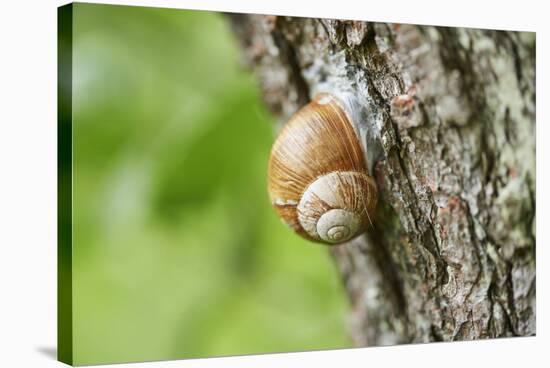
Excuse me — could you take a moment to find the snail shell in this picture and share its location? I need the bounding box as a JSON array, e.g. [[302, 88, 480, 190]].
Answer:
[[267, 93, 378, 245]]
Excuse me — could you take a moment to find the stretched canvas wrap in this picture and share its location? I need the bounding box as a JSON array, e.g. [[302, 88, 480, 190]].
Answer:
[[58, 2, 536, 366]]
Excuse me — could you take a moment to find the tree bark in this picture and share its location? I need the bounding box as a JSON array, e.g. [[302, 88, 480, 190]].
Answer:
[[229, 14, 536, 346]]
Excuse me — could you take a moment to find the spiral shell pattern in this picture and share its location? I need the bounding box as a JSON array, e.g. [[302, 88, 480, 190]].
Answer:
[[267, 93, 378, 244]]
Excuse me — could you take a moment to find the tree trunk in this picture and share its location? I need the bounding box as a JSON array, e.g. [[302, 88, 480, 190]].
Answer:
[[229, 14, 536, 346]]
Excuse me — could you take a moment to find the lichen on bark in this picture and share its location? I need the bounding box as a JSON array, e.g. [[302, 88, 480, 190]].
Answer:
[[229, 14, 536, 345]]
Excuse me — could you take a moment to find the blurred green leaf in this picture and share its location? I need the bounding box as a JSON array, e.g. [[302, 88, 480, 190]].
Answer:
[[70, 3, 350, 365]]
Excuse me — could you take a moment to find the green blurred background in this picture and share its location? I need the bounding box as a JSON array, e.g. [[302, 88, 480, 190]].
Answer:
[[70, 3, 350, 365]]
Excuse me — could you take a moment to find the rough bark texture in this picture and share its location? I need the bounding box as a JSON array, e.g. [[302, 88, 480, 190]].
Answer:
[[229, 15, 536, 346]]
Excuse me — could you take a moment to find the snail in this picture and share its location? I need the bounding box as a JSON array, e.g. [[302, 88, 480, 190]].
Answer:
[[267, 92, 378, 245]]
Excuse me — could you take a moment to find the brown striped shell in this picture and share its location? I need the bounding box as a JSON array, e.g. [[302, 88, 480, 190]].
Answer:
[[267, 93, 378, 245]]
